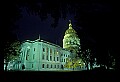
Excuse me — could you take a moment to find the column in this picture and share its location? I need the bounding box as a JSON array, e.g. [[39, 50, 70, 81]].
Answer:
[[48, 48, 50, 61]]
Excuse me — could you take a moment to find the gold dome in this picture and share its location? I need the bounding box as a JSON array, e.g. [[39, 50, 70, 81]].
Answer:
[[65, 20, 77, 35], [65, 28, 77, 35]]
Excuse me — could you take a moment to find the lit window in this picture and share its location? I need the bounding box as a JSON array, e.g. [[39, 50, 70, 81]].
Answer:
[[57, 51, 59, 55]]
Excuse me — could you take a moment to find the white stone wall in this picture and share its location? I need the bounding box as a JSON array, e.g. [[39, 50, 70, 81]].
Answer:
[[18, 40, 71, 71]]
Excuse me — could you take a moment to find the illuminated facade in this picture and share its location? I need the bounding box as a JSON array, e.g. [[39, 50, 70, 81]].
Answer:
[[63, 20, 80, 57], [6, 20, 86, 71], [18, 39, 71, 71]]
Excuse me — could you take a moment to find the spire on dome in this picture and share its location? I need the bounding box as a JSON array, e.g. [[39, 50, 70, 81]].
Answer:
[[69, 20, 72, 29], [38, 34, 40, 40]]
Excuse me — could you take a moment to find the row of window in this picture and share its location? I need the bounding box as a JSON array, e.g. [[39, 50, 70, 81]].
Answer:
[[37, 47, 69, 58], [43, 47, 59, 55], [61, 58, 66, 62], [62, 54, 69, 57], [42, 55, 66, 62], [65, 41, 77, 45], [26, 53, 66, 62], [29, 64, 64, 69], [28, 47, 69, 57], [42, 55, 59, 61], [42, 64, 63, 69], [24, 47, 69, 61]]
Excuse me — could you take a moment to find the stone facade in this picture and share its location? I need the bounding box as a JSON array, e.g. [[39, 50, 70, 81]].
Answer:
[[5, 20, 87, 71], [18, 39, 71, 71]]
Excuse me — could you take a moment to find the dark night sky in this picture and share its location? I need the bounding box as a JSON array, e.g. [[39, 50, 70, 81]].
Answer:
[[15, 8, 76, 47], [3, 1, 120, 70], [7, 2, 116, 52]]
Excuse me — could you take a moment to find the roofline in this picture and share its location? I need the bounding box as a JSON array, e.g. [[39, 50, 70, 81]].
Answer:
[[21, 39, 69, 51]]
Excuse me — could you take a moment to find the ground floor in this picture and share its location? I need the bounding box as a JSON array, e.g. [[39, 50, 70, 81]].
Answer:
[[4, 61, 87, 71]]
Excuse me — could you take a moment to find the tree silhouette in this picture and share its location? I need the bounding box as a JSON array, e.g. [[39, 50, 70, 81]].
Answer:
[[2, 1, 118, 70], [4, 40, 21, 71]]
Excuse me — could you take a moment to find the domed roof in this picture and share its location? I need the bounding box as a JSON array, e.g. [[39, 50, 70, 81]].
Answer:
[[65, 28, 77, 35], [65, 20, 77, 35]]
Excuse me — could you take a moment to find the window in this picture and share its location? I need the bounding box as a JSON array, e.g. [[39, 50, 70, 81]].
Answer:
[[47, 64, 49, 68], [50, 56, 52, 61], [57, 51, 59, 55], [32, 64, 33, 68], [46, 55, 48, 60], [33, 54, 35, 59], [54, 57, 55, 61], [22, 65, 25, 70], [46, 48, 49, 53], [42, 54, 44, 60], [50, 49, 52, 54], [43, 48, 45, 52], [51, 64, 52, 68], [42, 64, 44, 68], [61, 58, 63, 62], [46, 48, 48, 57], [26, 49, 30, 60], [64, 59, 65, 62], [34, 48, 35, 51], [57, 65, 59, 68], [57, 57, 59, 61], [54, 50, 56, 55], [61, 65, 63, 69], [55, 65, 56, 68], [60, 54, 62, 57]]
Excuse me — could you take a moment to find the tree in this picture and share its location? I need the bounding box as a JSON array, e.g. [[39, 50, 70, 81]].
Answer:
[[64, 57, 85, 71], [4, 40, 21, 71], [80, 49, 95, 70], [3, 0, 117, 70]]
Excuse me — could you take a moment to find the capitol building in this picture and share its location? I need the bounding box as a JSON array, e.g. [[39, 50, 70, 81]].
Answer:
[[6, 20, 87, 71]]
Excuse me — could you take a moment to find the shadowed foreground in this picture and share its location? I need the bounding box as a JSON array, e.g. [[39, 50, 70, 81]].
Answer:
[[4, 69, 116, 81]]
